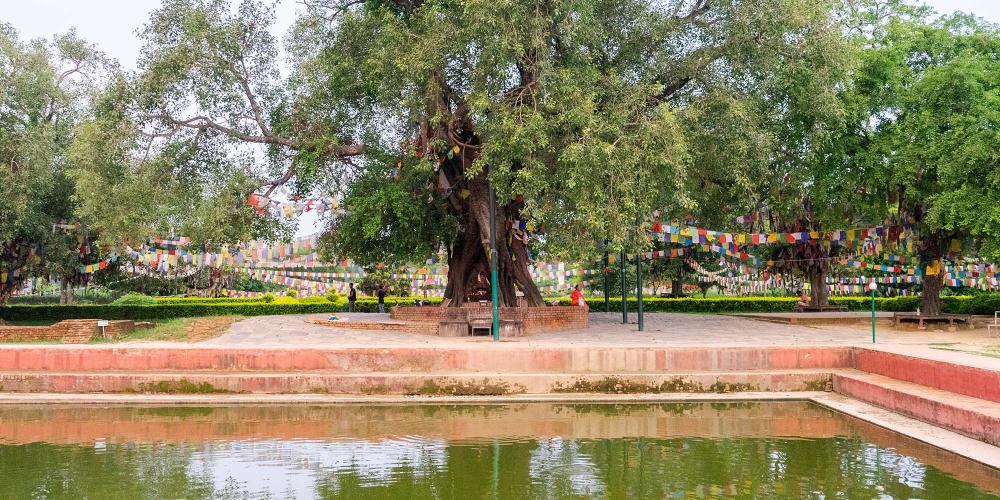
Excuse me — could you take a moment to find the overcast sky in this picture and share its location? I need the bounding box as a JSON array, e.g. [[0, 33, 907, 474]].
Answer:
[[4, 0, 999, 71]]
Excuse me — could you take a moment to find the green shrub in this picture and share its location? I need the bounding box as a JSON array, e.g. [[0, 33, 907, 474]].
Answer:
[[298, 296, 329, 304], [0, 296, 445, 321], [262, 293, 275, 303], [155, 297, 265, 304], [111, 293, 157, 306], [572, 295, 928, 314], [5, 294, 996, 322]]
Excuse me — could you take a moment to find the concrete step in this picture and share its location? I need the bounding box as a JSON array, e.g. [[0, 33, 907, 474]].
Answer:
[[852, 348, 1000, 403], [832, 370, 1000, 447], [0, 346, 852, 373], [0, 369, 834, 395]]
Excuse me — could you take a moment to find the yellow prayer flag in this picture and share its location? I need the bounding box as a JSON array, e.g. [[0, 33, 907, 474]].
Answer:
[[926, 259, 941, 276]]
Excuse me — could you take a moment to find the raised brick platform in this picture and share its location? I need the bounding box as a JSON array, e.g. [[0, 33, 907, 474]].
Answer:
[[304, 317, 439, 334], [390, 304, 588, 335], [0, 320, 134, 344]]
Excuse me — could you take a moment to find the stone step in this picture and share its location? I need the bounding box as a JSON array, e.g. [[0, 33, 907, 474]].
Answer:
[[832, 370, 1000, 447], [852, 348, 1000, 403], [0, 346, 852, 373], [0, 369, 834, 395]]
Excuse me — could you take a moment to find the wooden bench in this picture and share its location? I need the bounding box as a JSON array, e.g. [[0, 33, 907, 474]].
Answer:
[[438, 308, 469, 337], [467, 306, 493, 336], [793, 304, 848, 313], [893, 312, 971, 330]]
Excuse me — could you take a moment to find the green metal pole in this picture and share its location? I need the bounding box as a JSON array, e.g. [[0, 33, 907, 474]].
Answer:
[[871, 286, 876, 344], [492, 440, 500, 498], [603, 252, 610, 312], [636, 253, 644, 331], [488, 166, 500, 342], [621, 251, 628, 324]]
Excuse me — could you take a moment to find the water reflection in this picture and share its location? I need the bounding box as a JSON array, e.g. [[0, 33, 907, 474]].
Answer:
[[0, 402, 996, 499]]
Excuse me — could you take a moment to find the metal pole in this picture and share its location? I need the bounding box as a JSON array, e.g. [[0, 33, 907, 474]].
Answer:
[[603, 252, 610, 312], [871, 286, 877, 344], [492, 440, 500, 498], [620, 251, 628, 324], [635, 206, 644, 331], [488, 167, 500, 342], [635, 253, 644, 331]]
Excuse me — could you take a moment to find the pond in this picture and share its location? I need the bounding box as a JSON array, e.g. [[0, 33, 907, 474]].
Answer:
[[0, 401, 997, 499]]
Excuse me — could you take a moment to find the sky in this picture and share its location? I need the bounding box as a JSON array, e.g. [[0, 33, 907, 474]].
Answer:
[[3, 0, 998, 237]]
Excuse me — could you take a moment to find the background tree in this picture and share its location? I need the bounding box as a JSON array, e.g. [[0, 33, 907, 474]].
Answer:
[[812, 7, 1000, 315], [0, 25, 111, 304]]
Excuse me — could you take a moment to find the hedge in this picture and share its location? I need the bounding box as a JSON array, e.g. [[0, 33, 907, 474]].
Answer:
[[0, 296, 444, 321], [569, 295, 1000, 314], [4, 294, 999, 322]]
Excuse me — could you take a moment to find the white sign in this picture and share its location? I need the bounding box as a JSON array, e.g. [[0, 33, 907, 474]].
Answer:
[[96, 320, 109, 327]]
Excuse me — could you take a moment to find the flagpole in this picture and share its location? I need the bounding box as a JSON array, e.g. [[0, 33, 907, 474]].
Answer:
[[488, 164, 500, 342], [621, 251, 628, 324]]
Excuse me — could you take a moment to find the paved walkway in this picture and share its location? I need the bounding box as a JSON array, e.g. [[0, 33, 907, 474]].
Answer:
[[199, 312, 1000, 349]]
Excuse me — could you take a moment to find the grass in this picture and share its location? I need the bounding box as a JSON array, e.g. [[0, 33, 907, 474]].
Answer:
[[928, 343, 1000, 360], [90, 316, 243, 343]]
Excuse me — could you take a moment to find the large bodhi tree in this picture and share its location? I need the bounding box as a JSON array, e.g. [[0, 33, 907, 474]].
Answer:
[[126, 0, 848, 307]]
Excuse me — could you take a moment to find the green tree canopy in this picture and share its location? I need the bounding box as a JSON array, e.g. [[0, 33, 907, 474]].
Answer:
[[0, 25, 112, 302], [811, 9, 1000, 313], [93, 0, 853, 306]]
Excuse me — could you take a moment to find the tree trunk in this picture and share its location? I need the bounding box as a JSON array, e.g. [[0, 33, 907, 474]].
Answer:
[[442, 177, 544, 307], [59, 279, 74, 305], [807, 268, 829, 306], [919, 232, 944, 316], [921, 273, 943, 316], [416, 112, 544, 308], [670, 279, 684, 297]]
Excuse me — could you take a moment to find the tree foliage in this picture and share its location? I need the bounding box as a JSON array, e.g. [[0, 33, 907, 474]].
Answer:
[[0, 25, 112, 302], [809, 7, 1000, 313]]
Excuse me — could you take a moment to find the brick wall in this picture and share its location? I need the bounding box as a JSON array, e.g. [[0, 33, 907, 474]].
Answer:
[[0, 325, 65, 342], [522, 306, 589, 332], [390, 306, 444, 323], [391, 305, 588, 334], [0, 319, 134, 344]]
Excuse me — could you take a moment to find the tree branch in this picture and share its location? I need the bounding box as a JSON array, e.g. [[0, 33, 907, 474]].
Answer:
[[300, 0, 366, 22], [146, 113, 295, 147], [229, 55, 272, 137], [648, 44, 727, 106]]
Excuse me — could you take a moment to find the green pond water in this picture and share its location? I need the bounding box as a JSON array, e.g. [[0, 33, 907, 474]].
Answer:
[[0, 401, 996, 499]]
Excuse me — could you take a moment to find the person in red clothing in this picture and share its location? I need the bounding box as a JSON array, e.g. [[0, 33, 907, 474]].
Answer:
[[571, 284, 588, 311]]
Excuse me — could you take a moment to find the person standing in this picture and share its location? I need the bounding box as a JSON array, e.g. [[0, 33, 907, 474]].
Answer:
[[348, 283, 357, 312], [377, 283, 387, 313], [571, 283, 588, 311]]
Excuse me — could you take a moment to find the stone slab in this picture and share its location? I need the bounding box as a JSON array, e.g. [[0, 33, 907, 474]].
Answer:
[[833, 370, 1000, 447]]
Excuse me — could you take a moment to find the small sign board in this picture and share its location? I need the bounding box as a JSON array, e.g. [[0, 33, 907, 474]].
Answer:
[[96, 320, 110, 327]]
